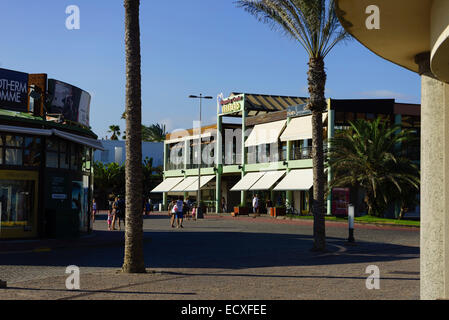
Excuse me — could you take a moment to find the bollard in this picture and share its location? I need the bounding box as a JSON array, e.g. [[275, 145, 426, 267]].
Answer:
[[348, 204, 355, 243]]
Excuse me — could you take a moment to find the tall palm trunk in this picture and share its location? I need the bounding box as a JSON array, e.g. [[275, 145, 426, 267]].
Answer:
[[122, 0, 145, 273], [308, 57, 327, 251]]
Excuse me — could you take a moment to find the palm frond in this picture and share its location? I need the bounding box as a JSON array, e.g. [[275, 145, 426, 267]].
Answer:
[[235, 0, 348, 59]]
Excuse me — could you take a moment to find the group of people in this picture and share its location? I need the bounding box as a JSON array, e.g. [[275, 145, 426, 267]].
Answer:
[[168, 197, 197, 228], [107, 196, 126, 231]]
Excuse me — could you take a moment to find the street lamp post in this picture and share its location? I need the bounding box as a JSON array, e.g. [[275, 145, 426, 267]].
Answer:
[[189, 94, 213, 219]]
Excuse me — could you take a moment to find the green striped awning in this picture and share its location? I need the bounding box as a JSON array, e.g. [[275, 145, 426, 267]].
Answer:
[[230, 93, 307, 116]]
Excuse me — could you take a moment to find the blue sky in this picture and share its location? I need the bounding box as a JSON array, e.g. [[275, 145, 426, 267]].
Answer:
[[0, 0, 420, 139]]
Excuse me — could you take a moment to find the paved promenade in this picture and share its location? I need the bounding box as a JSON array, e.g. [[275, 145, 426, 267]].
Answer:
[[0, 212, 420, 300]]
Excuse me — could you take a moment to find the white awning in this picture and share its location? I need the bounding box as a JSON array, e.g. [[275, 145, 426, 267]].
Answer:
[[184, 175, 216, 192], [231, 172, 266, 191], [151, 177, 184, 193], [250, 171, 286, 191], [280, 113, 328, 142], [52, 129, 105, 150], [273, 169, 313, 191], [0, 125, 53, 136], [245, 120, 286, 147], [170, 176, 198, 192]]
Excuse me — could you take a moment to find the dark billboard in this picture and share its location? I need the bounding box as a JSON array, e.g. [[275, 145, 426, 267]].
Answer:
[[0, 68, 29, 112], [47, 79, 91, 127]]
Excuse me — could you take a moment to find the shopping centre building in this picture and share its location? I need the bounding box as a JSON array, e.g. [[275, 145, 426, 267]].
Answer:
[[154, 92, 420, 217], [0, 67, 103, 240]]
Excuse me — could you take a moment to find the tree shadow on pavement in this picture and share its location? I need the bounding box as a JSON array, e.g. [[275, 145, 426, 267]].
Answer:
[[1, 230, 419, 271]]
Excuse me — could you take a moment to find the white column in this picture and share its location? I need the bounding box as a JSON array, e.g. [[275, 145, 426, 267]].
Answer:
[[417, 52, 449, 299]]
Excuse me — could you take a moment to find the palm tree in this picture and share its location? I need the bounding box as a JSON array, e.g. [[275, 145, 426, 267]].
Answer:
[[236, 0, 348, 251], [327, 118, 420, 217], [108, 125, 121, 140], [122, 0, 145, 273], [142, 123, 167, 142]]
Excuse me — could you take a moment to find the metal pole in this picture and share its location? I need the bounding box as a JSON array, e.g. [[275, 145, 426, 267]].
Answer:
[[348, 204, 355, 243], [197, 94, 203, 219]]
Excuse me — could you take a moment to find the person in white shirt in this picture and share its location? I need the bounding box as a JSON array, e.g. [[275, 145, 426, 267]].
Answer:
[[252, 194, 260, 217]]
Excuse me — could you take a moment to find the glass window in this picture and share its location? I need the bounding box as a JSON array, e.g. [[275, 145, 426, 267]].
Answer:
[[24, 149, 41, 167], [23, 137, 42, 167], [366, 113, 376, 120], [5, 136, 23, 148], [5, 149, 22, 165], [0, 180, 35, 228], [71, 144, 81, 171], [356, 113, 366, 120], [60, 141, 68, 153], [46, 152, 58, 168], [59, 141, 69, 169], [25, 137, 41, 149], [46, 137, 58, 152], [60, 151, 69, 169]]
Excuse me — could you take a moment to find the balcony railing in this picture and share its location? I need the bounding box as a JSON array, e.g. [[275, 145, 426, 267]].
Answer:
[[186, 163, 214, 169], [290, 147, 313, 160], [165, 162, 184, 171], [166, 146, 331, 170]]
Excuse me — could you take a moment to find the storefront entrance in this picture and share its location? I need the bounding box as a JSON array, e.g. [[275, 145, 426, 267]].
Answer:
[[0, 170, 39, 239]]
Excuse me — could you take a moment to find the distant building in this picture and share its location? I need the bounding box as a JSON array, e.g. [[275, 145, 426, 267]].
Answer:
[[154, 93, 420, 218], [93, 140, 163, 167]]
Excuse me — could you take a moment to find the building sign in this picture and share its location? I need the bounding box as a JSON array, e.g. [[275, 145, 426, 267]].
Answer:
[[220, 94, 244, 114], [287, 103, 311, 118], [0, 68, 29, 112], [47, 79, 91, 127]]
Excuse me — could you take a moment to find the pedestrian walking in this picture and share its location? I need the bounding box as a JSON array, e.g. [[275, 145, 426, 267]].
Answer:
[[168, 200, 176, 228], [111, 197, 120, 230], [176, 197, 184, 228], [252, 194, 260, 218], [144, 200, 151, 216], [107, 209, 113, 231], [221, 197, 226, 214], [191, 203, 197, 221], [184, 198, 191, 220], [91, 198, 97, 223], [116, 195, 126, 230], [107, 196, 114, 231]]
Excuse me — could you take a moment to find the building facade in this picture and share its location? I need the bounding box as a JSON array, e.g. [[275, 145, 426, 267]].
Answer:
[[0, 67, 103, 240], [154, 93, 420, 217]]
